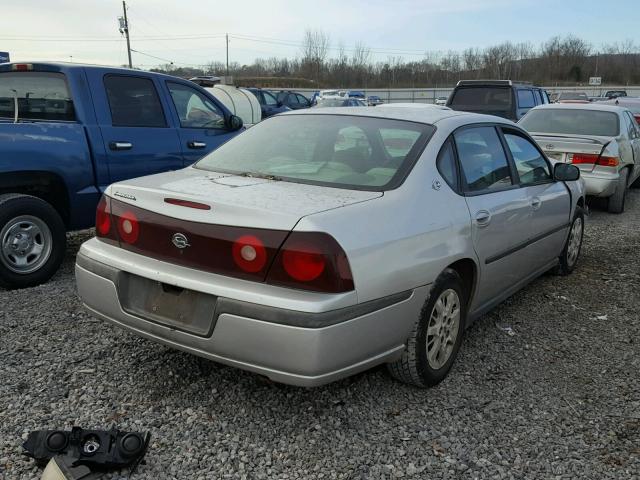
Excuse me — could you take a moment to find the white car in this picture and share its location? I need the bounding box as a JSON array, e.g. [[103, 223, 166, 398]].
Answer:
[[520, 103, 640, 213]]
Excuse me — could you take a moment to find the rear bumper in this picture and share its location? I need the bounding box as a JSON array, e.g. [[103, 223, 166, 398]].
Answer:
[[75, 251, 427, 387], [581, 170, 618, 197]]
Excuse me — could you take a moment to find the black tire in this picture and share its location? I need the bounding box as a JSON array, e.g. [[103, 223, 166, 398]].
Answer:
[[387, 268, 467, 388], [607, 168, 629, 213], [0, 194, 66, 289], [631, 171, 640, 188], [553, 206, 584, 276]]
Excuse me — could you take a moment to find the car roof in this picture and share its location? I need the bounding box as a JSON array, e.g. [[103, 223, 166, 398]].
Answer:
[[284, 106, 501, 125], [531, 103, 627, 113]]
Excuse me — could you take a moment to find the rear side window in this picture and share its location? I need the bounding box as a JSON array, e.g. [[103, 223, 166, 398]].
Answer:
[[263, 91, 279, 106], [454, 126, 513, 192], [436, 140, 458, 190], [104, 75, 166, 127], [0, 72, 75, 121], [517, 90, 535, 108]]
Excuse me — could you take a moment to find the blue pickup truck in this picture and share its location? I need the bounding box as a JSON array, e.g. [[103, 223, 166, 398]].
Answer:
[[0, 62, 244, 289]]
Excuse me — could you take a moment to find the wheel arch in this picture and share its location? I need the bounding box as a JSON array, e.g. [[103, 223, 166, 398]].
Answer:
[[444, 258, 477, 307], [0, 171, 70, 228]]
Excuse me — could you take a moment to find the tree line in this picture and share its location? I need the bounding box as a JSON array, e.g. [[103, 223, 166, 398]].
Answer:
[[151, 32, 640, 88]]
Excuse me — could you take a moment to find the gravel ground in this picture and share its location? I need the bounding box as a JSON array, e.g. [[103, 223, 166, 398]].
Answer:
[[1, 190, 639, 480]]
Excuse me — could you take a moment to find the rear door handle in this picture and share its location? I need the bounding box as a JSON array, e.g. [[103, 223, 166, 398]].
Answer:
[[475, 210, 492, 227], [531, 197, 542, 210], [109, 141, 132, 151], [187, 141, 207, 149]]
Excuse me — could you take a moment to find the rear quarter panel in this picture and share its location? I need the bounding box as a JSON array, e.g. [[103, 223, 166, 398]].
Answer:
[[295, 121, 477, 304]]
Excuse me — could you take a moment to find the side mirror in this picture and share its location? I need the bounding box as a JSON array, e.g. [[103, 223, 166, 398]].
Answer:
[[227, 114, 243, 131], [554, 163, 580, 182]]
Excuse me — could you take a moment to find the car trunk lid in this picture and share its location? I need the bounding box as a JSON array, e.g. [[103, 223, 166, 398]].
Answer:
[[531, 134, 611, 173], [108, 167, 383, 231]]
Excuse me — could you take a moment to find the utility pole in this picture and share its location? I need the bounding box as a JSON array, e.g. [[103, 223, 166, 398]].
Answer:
[[226, 33, 229, 76], [121, 1, 132, 68]]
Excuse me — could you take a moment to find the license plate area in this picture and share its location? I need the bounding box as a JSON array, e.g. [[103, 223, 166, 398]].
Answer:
[[118, 273, 217, 336]]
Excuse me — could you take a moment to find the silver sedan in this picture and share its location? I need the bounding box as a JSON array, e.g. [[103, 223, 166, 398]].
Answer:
[[75, 107, 585, 387], [519, 103, 640, 213]]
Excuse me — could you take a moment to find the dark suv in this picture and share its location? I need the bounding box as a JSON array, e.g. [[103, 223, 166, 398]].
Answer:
[[447, 80, 549, 121]]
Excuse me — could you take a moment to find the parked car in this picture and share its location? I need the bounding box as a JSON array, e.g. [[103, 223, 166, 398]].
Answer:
[[274, 90, 312, 110], [367, 95, 383, 106], [317, 89, 344, 101], [604, 90, 627, 99], [0, 62, 243, 289], [347, 90, 366, 100], [520, 103, 640, 213], [447, 80, 550, 121], [76, 107, 585, 388], [246, 88, 290, 119], [435, 96, 448, 106], [602, 97, 640, 123], [555, 92, 589, 103], [313, 98, 367, 108]]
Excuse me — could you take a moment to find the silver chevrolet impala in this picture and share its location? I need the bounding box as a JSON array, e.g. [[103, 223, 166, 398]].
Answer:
[[75, 107, 585, 387]]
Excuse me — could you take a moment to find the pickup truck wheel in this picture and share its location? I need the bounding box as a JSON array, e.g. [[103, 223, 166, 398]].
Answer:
[[553, 207, 584, 276], [387, 268, 466, 388], [0, 194, 66, 289], [607, 168, 629, 213]]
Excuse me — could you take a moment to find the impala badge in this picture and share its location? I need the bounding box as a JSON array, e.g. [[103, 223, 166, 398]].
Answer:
[[171, 233, 190, 249], [545, 144, 555, 150]]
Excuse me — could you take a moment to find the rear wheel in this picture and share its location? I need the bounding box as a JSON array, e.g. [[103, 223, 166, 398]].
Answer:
[[607, 168, 629, 213], [387, 268, 466, 387], [0, 194, 66, 289], [554, 207, 584, 276]]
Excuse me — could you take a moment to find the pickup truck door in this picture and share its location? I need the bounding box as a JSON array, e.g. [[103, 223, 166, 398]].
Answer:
[[164, 81, 238, 165], [86, 71, 184, 183]]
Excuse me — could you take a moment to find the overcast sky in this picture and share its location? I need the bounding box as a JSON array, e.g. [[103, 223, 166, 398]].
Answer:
[[1, 0, 638, 68]]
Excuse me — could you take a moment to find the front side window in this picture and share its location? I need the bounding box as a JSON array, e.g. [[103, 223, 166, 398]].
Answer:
[[104, 75, 166, 127], [195, 115, 433, 190], [517, 90, 535, 109], [0, 72, 75, 121], [504, 133, 551, 185], [454, 126, 513, 192], [167, 82, 225, 129]]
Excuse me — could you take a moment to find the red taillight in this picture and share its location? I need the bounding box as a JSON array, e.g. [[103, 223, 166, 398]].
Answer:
[[117, 211, 140, 244], [232, 235, 267, 273], [634, 115, 640, 124], [164, 198, 211, 210], [597, 156, 619, 167], [282, 242, 326, 282], [96, 196, 111, 236], [571, 154, 619, 167], [266, 232, 354, 293], [571, 153, 599, 164]]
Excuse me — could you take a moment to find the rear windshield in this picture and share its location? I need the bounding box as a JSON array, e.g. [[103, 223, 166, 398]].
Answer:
[[195, 114, 434, 190], [520, 109, 620, 137], [558, 92, 588, 101], [0, 72, 75, 121], [449, 87, 512, 110]]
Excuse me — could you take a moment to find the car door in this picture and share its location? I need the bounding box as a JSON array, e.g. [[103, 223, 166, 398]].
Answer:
[[294, 93, 311, 110], [262, 90, 283, 117], [500, 128, 571, 270], [454, 125, 533, 307], [165, 81, 237, 165], [623, 111, 640, 184], [92, 73, 184, 182]]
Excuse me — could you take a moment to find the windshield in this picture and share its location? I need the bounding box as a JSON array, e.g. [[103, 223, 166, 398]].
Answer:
[[0, 72, 75, 121], [194, 114, 434, 190], [315, 98, 349, 107], [520, 109, 620, 137], [449, 87, 512, 110]]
